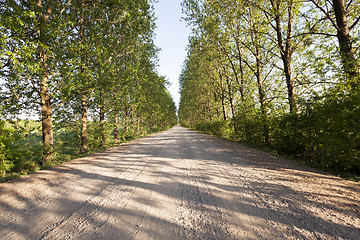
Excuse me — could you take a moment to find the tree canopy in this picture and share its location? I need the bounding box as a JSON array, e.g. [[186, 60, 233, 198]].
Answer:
[[179, 0, 360, 175], [0, 0, 177, 177]]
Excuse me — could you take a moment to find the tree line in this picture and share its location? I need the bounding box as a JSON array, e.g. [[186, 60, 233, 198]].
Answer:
[[0, 0, 177, 178], [179, 0, 360, 176]]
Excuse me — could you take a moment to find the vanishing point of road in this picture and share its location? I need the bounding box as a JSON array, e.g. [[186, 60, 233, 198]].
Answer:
[[1, 126, 359, 239]]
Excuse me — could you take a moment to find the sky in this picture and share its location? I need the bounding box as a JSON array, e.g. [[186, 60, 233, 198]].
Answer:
[[153, 0, 191, 108]]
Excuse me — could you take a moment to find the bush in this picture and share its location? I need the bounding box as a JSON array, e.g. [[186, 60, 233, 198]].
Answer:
[[191, 92, 360, 176], [235, 113, 265, 145], [0, 120, 42, 177], [273, 93, 360, 174], [196, 120, 232, 138]]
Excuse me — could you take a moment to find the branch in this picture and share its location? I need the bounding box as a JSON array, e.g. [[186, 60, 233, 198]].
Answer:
[[241, 57, 255, 72], [0, 97, 12, 102], [60, 0, 72, 16], [349, 15, 360, 30], [310, 0, 339, 31], [346, 0, 354, 11], [354, 45, 360, 53], [51, 92, 76, 110], [290, 17, 330, 55], [292, 31, 337, 38], [262, 58, 279, 82], [92, 19, 118, 24]]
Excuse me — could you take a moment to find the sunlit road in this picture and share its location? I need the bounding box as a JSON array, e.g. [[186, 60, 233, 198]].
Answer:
[[1, 126, 359, 239]]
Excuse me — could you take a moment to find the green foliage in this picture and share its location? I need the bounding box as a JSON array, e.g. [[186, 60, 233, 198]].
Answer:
[[180, 0, 360, 178], [234, 112, 267, 145], [273, 92, 360, 174], [0, 141, 12, 176], [0, 0, 177, 181], [0, 120, 42, 179], [196, 120, 232, 139]]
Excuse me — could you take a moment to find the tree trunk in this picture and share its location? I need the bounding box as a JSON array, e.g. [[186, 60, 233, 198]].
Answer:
[[100, 105, 106, 147], [137, 116, 140, 135], [130, 110, 134, 136], [221, 97, 227, 121], [214, 92, 221, 118], [79, 0, 88, 154], [283, 58, 296, 112], [39, 46, 53, 164], [219, 73, 227, 121], [37, 0, 53, 165], [332, 0, 359, 87], [40, 79, 53, 163], [236, 43, 245, 101], [114, 112, 119, 143], [224, 46, 241, 102], [271, 0, 297, 112], [124, 108, 129, 139], [222, 67, 237, 135], [80, 93, 88, 153], [255, 50, 270, 145]]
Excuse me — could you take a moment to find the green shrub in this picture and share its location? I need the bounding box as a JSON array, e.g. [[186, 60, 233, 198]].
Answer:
[[273, 93, 360, 174], [234, 112, 269, 145], [196, 120, 232, 138]]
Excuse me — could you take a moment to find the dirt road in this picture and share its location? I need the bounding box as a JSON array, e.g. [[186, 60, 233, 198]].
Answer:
[[0, 126, 359, 239]]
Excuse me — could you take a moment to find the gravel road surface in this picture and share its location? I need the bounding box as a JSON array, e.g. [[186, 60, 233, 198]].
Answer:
[[1, 126, 359, 239]]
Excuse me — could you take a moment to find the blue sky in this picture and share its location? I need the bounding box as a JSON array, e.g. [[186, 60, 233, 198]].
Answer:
[[153, 0, 190, 107]]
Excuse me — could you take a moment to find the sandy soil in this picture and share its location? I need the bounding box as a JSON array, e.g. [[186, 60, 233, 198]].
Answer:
[[0, 125, 359, 239]]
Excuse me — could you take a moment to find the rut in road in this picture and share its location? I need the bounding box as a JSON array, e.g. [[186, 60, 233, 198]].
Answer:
[[0, 125, 359, 239]]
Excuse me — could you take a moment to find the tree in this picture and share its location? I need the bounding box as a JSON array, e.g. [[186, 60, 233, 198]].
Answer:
[[1, 0, 75, 164], [309, 0, 360, 88]]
